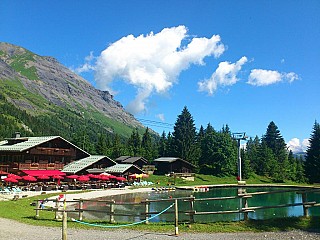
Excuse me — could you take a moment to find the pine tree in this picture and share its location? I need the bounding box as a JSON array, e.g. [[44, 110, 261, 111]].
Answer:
[[111, 134, 123, 159], [295, 156, 306, 183], [262, 121, 288, 181], [172, 106, 199, 165], [141, 127, 153, 162], [199, 123, 217, 169], [127, 129, 141, 156], [158, 131, 167, 157], [245, 136, 260, 174], [166, 132, 174, 156], [305, 121, 320, 183], [241, 148, 253, 179], [96, 133, 108, 155]]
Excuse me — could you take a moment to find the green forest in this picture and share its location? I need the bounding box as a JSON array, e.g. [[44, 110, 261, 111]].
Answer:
[[92, 106, 320, 184], [1, 99, 319, 184]]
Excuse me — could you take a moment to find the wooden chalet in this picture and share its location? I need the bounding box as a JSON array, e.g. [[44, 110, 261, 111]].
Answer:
[[153, 157, 195, 175], [0, 134, 89, 174], [62, 155, 116, 175], [115, 156, 148, 169]]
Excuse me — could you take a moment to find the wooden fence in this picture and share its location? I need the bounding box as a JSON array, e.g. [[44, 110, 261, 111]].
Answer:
[[34, 187, 320, 224]]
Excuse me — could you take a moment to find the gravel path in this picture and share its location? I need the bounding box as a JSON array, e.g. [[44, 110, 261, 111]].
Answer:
[[0, 218, 319, 240]]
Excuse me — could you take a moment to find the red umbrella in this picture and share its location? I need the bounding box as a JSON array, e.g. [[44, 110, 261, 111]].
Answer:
[[90, 175, 102, 179], [37, 175, 50, 180], [78, 176, 90, 182], [108, 175, 117, 179], [4, 177, 18, 183], [52, 175, 64, 179], [7, 174, 22, 180], [66, 175, 79, 179], [22, 175, 37, 182], [115, 176, 126, 181], [99, 175, 109, 181]]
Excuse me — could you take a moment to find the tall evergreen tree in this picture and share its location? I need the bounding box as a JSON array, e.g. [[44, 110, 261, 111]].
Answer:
[[245, 136, 260, 174], [287, 150, 297, 181], [141, 127, 153, 162], [199, 123, 217, 169], [158, 131, 167, 157], [96, 133, 108, 155], [111, 134, 123, 159], [172, 106, 199, 165], [295, 156, 306, 183], [262, 121, 288, 180], [305, 121, 320, 183], [127, 129, 141, 156], [166, 132, 174, 156]]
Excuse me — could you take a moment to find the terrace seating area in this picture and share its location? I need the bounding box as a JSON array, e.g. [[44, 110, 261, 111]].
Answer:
[[0, 172, 139, 197]]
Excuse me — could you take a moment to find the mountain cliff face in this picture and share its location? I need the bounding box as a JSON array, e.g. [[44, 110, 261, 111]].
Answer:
[[0, 42, 144, 137]]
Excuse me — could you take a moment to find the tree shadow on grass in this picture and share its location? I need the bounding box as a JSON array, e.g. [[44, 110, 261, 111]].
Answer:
[[245, 216, 320, 233]]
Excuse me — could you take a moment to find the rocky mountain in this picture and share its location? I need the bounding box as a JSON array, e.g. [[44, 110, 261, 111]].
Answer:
[[0, 42, 145, 139]]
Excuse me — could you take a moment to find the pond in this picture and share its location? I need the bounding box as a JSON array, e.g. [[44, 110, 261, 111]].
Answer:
[[74, 187, 320, 223]]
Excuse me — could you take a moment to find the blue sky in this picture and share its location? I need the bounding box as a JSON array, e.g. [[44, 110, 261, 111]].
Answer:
[[1, 0, 319, 152]]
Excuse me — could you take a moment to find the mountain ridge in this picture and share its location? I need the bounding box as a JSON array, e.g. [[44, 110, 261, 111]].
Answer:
[[0, 42, 146, 139]]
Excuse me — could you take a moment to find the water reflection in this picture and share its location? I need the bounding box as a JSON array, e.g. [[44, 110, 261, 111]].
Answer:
[[72, 187, 320, 222]]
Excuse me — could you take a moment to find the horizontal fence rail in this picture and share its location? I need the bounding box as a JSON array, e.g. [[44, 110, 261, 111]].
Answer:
[[34, 187, 320, 224]]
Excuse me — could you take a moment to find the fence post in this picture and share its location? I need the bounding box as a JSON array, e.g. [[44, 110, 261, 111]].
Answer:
[[174, 199, 179, 236], [78, 199, 83, 221], [189, 195, 195, 224], [302, 192, 309, 217], [55, 199, 59, 220], [243, 197, 249, 220], [145, 199, 149, 224], [109, 200, 115, 223], [62, 198, 67, 240], [35, 200, 40, 218]]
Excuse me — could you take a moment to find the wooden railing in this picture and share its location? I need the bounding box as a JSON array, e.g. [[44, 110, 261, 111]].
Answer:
[[34, 187, 320, 224], [18, 163, 64, 170], [30, 147, 76, 156]]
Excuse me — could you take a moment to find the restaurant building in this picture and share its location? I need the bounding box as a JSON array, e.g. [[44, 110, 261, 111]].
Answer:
[[0, 133, 89, 175]]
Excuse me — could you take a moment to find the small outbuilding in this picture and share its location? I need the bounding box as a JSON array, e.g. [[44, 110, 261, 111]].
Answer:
[[153, 157, 195, 175]]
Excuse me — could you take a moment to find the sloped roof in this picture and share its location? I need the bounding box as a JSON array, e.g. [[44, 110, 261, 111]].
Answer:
[[62, 155, 116, 174], [0, 136, 58, 152], [122, 156, 148, 164], [115, 156, 131, 161], [0, 136, 89, 155], [104, 164, 143, 174], [153, 157, 196, 167]]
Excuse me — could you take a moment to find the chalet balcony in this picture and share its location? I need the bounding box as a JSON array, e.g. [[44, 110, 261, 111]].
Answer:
[[18, 163, 64, 170], [29, 147, 76, 157]]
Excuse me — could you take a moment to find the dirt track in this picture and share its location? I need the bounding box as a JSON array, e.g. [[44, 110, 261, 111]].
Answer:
[[0, 218, 319, 240]]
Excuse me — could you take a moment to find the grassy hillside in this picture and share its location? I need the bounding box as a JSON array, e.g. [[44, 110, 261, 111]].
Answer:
[[0, 78, 141, 147]]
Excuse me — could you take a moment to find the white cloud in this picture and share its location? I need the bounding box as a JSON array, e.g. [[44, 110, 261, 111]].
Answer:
[[287, 138, 309, 153], [156, 113, 165, 122], [198, 56, 248, 95], [247, 69, 299, 86], [94, 25, 225, 114], [73, 51, 95, 74]]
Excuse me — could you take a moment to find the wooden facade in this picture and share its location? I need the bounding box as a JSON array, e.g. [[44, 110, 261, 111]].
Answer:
[[0, 136, 89, 174], [153, 157, 195, 175]]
